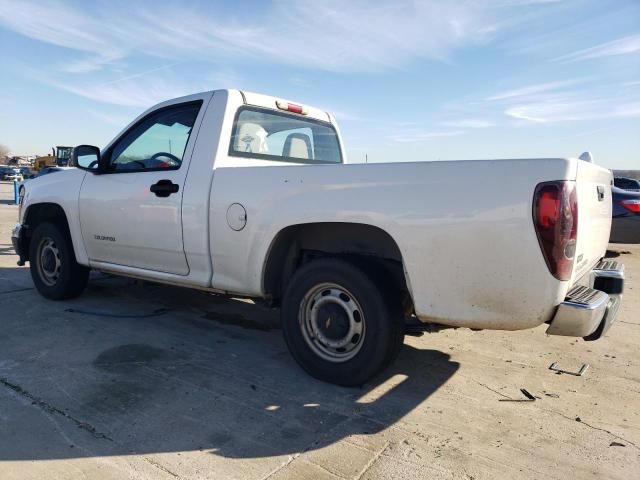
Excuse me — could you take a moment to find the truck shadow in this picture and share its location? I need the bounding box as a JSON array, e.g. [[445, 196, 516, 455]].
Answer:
[[0, 244, 17, 255], [0, 268, 459, 462]]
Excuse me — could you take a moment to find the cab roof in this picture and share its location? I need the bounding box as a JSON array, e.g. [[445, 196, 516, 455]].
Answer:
[[233, 89, 333, 124]]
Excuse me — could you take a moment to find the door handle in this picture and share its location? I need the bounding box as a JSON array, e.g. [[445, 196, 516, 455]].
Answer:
[[150, 180, 179, 198]]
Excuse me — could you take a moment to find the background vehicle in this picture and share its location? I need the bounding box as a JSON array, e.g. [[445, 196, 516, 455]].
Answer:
[[0, 166, 13, 180], [17, 166, 32, 179], [610, 186, 640, 243], [0, 166, 25, 180], [4, 168, 23, 182], [613, 177, 640, 191], [12, 89, 624, 385]]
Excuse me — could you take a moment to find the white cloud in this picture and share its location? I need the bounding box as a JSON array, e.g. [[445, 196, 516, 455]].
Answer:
[[476, 76, 640, 123], [613, 102, 640, 118], [45, 76, 202, 108], [0, 0, 545, 107], [553, 34, 640, 63], [385, 118, 493, 144], [0, 0, 526, 74], [501, 0, 564, 4], [1, 0, 634, 121], [486, 79, 582, 101], [475, 76, 640, 124], [59, 55, 120, 74], [0, 0, 122, 59], [440, 119, 495, 128], [86, 109, 135, 127], [24, 61, 240, 108], [130, 1, 511, 71], [505, 103, 574, 123], [505, 98, 640, 123], [390, 130, 464, 143]]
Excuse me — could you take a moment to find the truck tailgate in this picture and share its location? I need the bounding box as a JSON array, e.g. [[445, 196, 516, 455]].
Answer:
[[572, 161, 613, 282]]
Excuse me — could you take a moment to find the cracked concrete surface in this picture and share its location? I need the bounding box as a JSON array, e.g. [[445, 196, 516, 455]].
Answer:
[[0, 377, 113, 441], [0, 181, 639, 479]]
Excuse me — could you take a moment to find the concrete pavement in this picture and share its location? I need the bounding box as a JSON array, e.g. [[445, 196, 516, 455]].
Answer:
[[0, 180, 638, 479]]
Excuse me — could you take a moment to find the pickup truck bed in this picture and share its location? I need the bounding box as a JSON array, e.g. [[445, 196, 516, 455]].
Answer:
[[210, 157, 614, 332]]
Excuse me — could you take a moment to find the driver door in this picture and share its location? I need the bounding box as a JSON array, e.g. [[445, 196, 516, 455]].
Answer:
[[79, 99, 206, 275]]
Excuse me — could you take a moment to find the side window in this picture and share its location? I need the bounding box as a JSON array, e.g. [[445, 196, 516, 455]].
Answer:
[[108, 102, 201, 172]]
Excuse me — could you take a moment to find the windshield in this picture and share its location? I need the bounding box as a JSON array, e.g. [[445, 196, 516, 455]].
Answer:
[[229, 107, 342, 164]]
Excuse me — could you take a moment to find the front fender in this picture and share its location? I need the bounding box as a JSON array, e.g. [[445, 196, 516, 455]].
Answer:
[[20, 169, 89, 266]]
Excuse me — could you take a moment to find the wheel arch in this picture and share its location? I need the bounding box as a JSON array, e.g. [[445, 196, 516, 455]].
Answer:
[[262, 222, 413, 311], [22, 203, 73, 263]]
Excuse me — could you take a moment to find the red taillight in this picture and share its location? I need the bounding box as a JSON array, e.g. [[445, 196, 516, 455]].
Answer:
[[620, 199, 640, 213], [533, 181, 578, 281], [276, 100, 308, 115]]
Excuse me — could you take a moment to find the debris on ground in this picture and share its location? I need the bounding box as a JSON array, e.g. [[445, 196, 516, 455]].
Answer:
[[499, 388, 536, 402], [549, 362, 589, 376]]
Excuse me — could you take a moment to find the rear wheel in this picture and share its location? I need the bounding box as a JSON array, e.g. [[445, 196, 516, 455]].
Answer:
[[281, 258, 404, 386], [29, 222, 89, 300]]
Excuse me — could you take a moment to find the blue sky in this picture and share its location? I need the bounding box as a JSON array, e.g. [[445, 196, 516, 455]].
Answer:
[[0, 0, 638, 168]]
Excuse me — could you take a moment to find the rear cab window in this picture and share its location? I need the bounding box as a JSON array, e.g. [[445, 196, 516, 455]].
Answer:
[[229, 107, 342, 164]]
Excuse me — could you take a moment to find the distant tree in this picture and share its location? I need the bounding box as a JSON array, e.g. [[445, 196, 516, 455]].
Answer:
[[0, 144, 9, 163]]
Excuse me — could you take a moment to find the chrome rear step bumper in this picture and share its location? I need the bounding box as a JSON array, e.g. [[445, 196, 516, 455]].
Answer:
[[547, 286, 609, 337], [592, 259, 624, 294], [546, 260, 624, 340]]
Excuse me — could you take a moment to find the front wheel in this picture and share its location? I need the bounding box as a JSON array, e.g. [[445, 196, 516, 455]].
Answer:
[[281, 259, 404, 386], [29, 222, 89, 300]]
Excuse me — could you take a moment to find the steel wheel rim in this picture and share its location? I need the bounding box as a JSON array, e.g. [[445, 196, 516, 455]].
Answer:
[[299, 283, 366, 363], [37, 237, 61, 286]]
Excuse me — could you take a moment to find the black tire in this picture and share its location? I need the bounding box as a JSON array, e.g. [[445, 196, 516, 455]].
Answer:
[[29, 222, 89, 300], [281, 258, 404, 386]]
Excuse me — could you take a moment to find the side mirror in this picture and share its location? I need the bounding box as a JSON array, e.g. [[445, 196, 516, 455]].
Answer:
[[72, 145, 101, 172]]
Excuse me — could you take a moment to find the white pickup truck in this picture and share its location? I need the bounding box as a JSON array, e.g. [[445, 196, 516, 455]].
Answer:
[[12, 89, 624, 385]]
